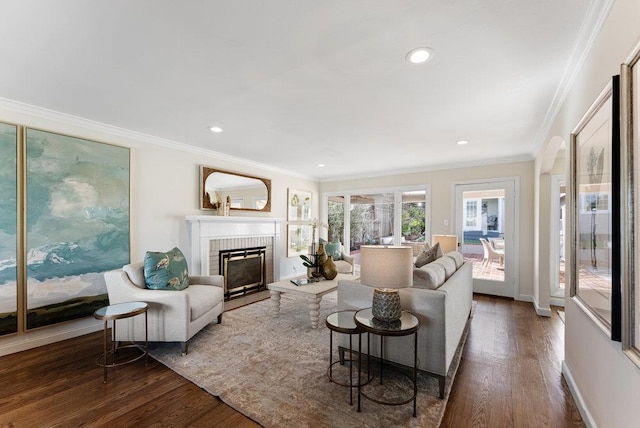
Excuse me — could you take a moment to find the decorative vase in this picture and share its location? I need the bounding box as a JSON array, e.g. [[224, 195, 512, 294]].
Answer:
[[322, 255, 338, 280], [317, 243, 327, 265]]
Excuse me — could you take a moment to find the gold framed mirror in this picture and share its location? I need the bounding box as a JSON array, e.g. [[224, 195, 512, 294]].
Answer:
[[201, 166, 271, 212]]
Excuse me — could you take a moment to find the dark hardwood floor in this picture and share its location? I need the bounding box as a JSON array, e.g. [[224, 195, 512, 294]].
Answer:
[[0, 295, 583, 427], [441, 294, 584, 427]]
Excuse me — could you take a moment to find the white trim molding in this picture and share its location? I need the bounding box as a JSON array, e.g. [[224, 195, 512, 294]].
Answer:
[[562, 360, 597, 428]]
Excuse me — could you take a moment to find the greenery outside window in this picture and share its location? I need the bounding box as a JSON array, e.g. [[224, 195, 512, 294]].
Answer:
[[323, 186, 430, 260]]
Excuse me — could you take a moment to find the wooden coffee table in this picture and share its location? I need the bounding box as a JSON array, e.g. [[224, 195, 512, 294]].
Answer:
[[267, 273, 356, 328]]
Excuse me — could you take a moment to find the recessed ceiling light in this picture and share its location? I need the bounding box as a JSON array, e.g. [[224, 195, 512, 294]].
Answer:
[[456, 140, 469, 145], [406, 47, 433, 64], [317, 163, 326, 167], [209, 126, 223, 133]]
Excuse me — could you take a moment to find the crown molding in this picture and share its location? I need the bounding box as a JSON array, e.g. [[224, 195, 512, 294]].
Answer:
[[318, 153, 534, 183], [532, 0, 615, 157], [0, 97, 315, 182]]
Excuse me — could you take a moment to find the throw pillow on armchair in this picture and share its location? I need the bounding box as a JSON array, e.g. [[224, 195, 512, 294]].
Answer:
[[143, 247, 189, 290]]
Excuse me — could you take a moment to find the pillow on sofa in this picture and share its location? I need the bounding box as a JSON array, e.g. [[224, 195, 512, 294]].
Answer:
[[144, 247, 189, 290], [325, 242, 342, 261], [445, 251, 464, 269], [415, 242, 440, 268], [413, 262, 446, 289], [431, 256, 457, 280]]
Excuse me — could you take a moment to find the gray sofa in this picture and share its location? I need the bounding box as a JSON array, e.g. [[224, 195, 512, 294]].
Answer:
[[337, 252, 473, 398]]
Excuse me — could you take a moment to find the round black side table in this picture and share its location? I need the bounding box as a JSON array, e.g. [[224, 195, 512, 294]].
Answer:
[[326, 310, 371, 405], [354, 308, 420, 417]]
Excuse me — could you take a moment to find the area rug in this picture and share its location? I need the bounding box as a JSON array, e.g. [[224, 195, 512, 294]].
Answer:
[[148, 292, 470, 427]]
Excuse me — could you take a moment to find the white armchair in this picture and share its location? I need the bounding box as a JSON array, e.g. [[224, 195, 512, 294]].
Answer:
[[103, 261, 224, 355], [332, 245, 355, 274]]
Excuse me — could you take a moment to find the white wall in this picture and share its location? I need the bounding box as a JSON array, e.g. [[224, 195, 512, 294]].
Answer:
[[320, 160, 536, 300], [537, 0, 640, 425], [0, 102, 318, 355]]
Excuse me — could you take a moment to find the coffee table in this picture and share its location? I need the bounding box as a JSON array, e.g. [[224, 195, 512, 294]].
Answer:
[[267, 273, 355, 328]]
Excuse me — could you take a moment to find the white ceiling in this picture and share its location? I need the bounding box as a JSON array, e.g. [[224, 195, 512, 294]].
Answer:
[[0, 1, 606, 181]]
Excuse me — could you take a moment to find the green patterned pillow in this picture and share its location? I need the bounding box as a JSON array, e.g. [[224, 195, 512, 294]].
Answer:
[[325, 242, 342, 261], [144, 247, 189, 290]]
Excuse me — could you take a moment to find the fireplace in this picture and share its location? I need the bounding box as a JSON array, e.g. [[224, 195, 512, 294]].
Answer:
[[185, 216, 283, 290], [220, 246, 266, 300]]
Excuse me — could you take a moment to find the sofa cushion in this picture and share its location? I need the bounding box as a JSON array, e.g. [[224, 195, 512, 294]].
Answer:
[[413, 262, 446, 289], [415, 242, 440, 268], [187, 285, 223, 321], [445, 251, 464, 269], [325, 242, 342, 261], [123, 262, 146, 289], [431, 256, 457, 279], [144, 247, 189, 290]]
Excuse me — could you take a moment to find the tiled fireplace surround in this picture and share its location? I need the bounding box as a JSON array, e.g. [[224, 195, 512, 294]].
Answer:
[[185, 216, 284, 285]]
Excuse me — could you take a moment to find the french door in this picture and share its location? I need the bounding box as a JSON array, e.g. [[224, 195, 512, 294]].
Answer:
[[454, 179, 518, 298]]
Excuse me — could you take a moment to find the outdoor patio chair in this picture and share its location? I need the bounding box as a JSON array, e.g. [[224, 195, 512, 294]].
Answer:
[[480, 238, 504, 267]]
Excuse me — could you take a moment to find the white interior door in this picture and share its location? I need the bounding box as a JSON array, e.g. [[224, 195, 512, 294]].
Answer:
[[454, 179, 518, 298]]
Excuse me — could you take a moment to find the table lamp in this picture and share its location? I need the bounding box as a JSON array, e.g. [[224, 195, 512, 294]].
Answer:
[[360, 245, 413, 322]]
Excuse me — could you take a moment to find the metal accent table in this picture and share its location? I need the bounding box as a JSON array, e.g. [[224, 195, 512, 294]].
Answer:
[[94, 301, 148, 383], [354, 308, 420, 417], [326, 310, 372, 405]]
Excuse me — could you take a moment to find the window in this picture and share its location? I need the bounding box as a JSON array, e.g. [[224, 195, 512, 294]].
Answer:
[[327, 196, 345, 243], [323, 186, 430, 260], [465, 200, 478, 227]]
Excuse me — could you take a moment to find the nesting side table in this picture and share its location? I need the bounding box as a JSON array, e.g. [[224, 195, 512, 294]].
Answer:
[[354, 308, 420, 417], [326, 310, 371, 405], [93, 301, 148, 383]]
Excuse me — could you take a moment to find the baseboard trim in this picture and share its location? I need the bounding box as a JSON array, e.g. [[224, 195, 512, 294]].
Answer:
[[562, 360, 596, 428], [516, 294, 552, 317], [534, 299, 552, 317], [550, 296, 565, 307], [0, 319, 102, 357]]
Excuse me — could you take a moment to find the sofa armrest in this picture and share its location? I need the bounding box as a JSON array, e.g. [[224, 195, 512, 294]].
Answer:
[[337, 279, 373, 311], [189, 275, 224, 287]]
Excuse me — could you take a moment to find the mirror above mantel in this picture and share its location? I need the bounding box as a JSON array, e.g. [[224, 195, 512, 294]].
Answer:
[[201, 166, 271, 212]]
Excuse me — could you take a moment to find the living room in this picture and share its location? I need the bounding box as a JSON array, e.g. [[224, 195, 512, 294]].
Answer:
[[1, 1, 640, 426]]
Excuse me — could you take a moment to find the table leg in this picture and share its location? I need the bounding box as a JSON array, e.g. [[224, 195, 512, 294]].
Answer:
[[269, 290, 281, 317], [145, 311, 149, 366], [103, 320, 108, 383], [307, 296, 321, 329], [413, 331, 418, 417], [357, 331, 361, 412], [329, 329, 333, 382], [349, 333, 353, 406], [380, 335, 384, 385]]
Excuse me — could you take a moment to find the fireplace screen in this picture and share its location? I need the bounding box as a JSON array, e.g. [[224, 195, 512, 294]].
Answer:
[[220, 247, 266, 299]]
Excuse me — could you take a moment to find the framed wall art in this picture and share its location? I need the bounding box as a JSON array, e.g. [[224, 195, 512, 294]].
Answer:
[[25, 128, 130, 329], [620, 41, 640, 366], [0, 122, 18, 336], [287, 188, 312, 222], [569, 76, 621, 342], [287, 224, 312, 258]]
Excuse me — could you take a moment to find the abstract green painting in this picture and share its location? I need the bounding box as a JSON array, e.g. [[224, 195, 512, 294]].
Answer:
[[0, 123, 17, 335], [25, 129, 130, 329]]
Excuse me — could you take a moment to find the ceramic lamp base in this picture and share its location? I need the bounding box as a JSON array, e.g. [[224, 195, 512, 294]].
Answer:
[[372, 288, 401, 322]]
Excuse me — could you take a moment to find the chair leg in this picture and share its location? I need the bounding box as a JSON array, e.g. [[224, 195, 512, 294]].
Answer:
[[181, 341, 189, 356], [438, 375, 445, 399], [217, 313, 223, 324]]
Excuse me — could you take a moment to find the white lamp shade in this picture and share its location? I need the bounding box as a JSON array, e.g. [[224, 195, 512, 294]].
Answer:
[[360, 245, 413, 289]]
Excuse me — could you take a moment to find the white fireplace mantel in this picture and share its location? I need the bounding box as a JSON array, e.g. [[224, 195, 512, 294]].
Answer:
[[185, 215, 285, 279]]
